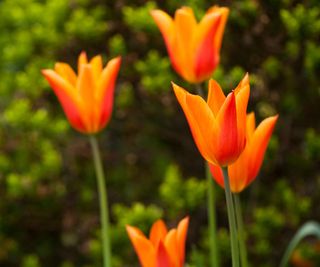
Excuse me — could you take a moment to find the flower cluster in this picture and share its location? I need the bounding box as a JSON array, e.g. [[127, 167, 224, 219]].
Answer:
[[41, 4, 279, 267]]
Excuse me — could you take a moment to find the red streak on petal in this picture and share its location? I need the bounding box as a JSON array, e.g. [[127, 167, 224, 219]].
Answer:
[[42, 70, 86, 133], [194, 16, 221, 81], [156, 241, 172, 267], [216, 92, 238, 165]]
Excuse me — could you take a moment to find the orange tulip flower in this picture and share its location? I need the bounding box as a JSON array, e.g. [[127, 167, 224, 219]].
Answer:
[[42, 52, 121, 134], [126, 217, 189, 267], [172, 74, 250, 166], [209, 112, 278, 193], [151, 6, 229, 83]]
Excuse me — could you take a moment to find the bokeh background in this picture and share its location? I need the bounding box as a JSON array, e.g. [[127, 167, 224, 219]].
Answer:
[[0, 0, 320, 266]]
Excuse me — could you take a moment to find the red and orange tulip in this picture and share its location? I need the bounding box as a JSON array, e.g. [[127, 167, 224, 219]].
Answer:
[[42, 52, 121, 134], [209, 112, 278, 193], [126, 217, 189, 267], [151, 6, 229, 83], [172, 74, 250, 166]]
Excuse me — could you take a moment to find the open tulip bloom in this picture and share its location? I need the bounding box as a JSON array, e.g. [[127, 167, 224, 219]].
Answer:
[[126, 217, 189, 267], [42, 52, 122, 267], [42, 52, 121, 134], [210, 112, 279, 193], [151, 6, 229, 83], [172, 74, 250, 167]]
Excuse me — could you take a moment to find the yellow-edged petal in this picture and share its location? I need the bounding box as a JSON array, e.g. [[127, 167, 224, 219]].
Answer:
[[207, 79, 226, 116], [173, 83, 218, 165], [76, 64, 96, 132], [164, 229, 179, 267], [247, 115, 278, 184], [90, 55, 103, 82], [207, 7, 229, 52], [246, 112, 256, 141], [150, 10, 175, 46], [54, 62, 77, 86], [177, 217, 189, 265]]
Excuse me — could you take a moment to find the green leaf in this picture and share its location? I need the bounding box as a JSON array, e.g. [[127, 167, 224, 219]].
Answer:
[[279, 221, 320, 267]]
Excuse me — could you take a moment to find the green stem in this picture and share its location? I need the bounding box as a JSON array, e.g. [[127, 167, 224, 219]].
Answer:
[[206, 163, 219, 267], [89, 135, 111, 267], [234, 194, 249, 267], [223, 170, 239, 267]]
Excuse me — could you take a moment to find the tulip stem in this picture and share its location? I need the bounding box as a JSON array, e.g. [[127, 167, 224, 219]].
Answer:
[[223, 170, 239, 267], [89, 135, 111, 267], [206, 162, 220, 267], [234, 193, 249, 267]]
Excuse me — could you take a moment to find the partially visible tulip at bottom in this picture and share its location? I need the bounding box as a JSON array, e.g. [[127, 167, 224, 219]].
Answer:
[[126, 217, 189, 267]]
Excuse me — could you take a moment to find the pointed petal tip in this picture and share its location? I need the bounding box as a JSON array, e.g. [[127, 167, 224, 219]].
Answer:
[[150, 9, 161, 17], [79, 51, 87, 57], [41, 69, 50, 75], [112, 56, 122, 63], [108, 56, 122, 70], [242, 72, 250, 85], [153, 219, 166, 226], [181, 216, 190, 225], [171, 82, 185, 94], [41, 69, 58, 81], [126, 225, 141, 237], [220, 7, 230, 16], [179, 216, 190, 230], [262, 114, 279, 127], [266, 114, 279, 128]]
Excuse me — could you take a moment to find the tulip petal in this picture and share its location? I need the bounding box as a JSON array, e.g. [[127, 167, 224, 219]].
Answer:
[[234, 73, 249, 94], [77, 64, 96, 132], [209, 163, 225, 189], [194, 12, 221, 80], [207, 79, 226, 116], [247, 115, 278, 184], [173, 83, 218, 165], [90, 55, 103, 81], [150, 220, 168, 247], [177, 217, 189, 265], [227, 149, 249, 193], [150, 10, 175, 46], [235, 75, 250, 152], [216, 92, 238, 165], [42, 70, 85, 132], [54, 63, 77, 86], [78, 51, 88, 71], [246, 112, 256, 141], [207, 7, 229, 53], [174, 8, 197, 81], [126, 225, 156, 267], [150, 10, 181, 75], [164, 229, 179, 267], [156, 240, 172, 267], [98, 56, 121, 130]]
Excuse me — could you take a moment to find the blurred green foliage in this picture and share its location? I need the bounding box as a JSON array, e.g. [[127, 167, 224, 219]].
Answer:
[[0, 0, 319, 266]]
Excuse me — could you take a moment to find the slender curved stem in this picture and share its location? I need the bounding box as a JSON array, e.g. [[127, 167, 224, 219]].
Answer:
[[89, 135, 111, 267], [234, 193, 249, 267], [206, 162, 220, 267], [223, 169, 239, 267], [195, 83, 219, 267]]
